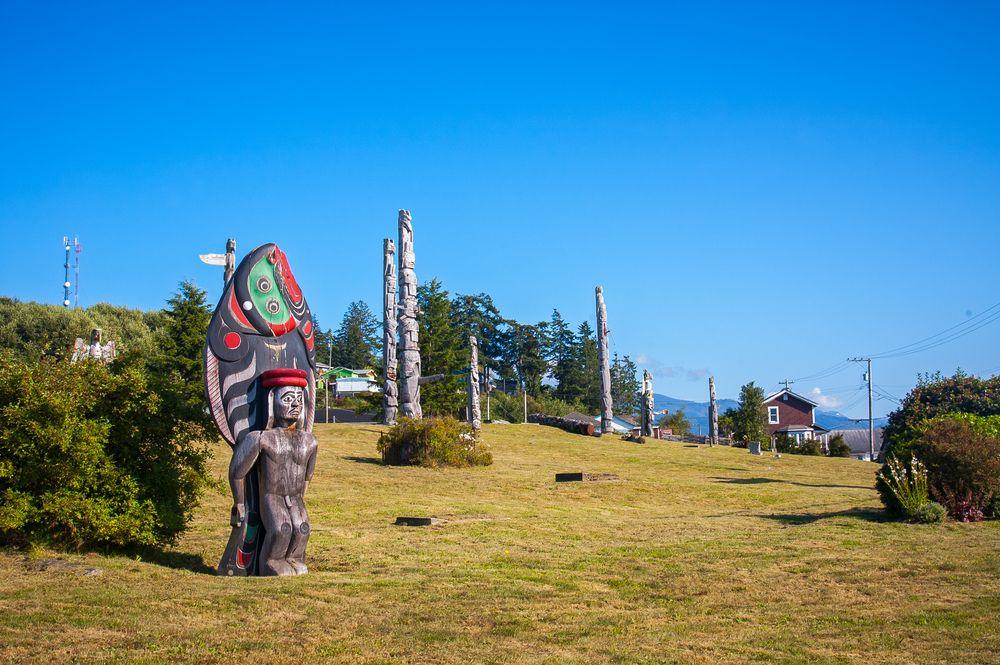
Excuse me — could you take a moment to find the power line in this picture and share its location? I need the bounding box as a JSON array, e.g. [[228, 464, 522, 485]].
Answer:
[[870, 302, 1000, 359]]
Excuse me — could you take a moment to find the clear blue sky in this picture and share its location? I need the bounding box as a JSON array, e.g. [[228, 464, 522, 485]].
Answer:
[[2, 2, 998, 416]]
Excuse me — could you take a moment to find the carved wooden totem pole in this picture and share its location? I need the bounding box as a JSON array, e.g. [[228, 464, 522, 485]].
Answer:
[[468, 335, 482, 432], [641, 370, 654, 437], [203, 243, 318, 576], [595, 286, 613, 434], [383, 238, 399, 425], [397, 209, 422, 419], [708, 376, 719, 447]]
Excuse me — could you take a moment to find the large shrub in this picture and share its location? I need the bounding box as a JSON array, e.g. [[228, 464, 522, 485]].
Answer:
[[378, 417, 492, 467], [827, 434, 852, 458], [0, 352, 213, 548], [881, 371, 1000, 461], [913, 415, 1000, 521]]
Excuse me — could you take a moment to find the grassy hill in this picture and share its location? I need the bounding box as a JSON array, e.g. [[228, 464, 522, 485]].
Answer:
[[2, 424, 997, 663]]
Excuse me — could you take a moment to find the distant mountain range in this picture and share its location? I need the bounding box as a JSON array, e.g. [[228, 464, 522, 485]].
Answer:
[[652, 394, 888, 434]]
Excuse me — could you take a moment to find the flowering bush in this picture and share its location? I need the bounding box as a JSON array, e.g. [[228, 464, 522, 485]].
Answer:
[[878, 455, 932, 521], [378, 417, 492, 467]]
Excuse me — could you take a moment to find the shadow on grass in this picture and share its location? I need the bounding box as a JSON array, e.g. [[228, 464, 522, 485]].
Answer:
[[713, 477, 780, 485], [761, 507, 888, 525], [712, 477, 874, 490], [140, 548, 215, 575], [343, 455, 384, 465]]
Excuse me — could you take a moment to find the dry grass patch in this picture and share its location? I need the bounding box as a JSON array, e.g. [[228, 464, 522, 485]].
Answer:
[[1, 424, 997, 663]]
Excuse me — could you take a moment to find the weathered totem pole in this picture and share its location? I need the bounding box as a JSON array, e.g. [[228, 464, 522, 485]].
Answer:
[[595, 285, 614, 435], [708, 376, 719, 447], [397, 209, 422, 419], [641, 370, 654, 437], [71, 327, 116, 363], [382, 238, 399, 425], [468, 335, 482, 432], [224, 238, 236, 285], [204, 243, 318, 576]]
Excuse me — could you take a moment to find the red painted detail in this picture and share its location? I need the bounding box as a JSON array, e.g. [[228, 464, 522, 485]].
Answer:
[[303, 320, 312, 335], [268, 316, 297, 336], [261, 367, 308, 389], [270, 245, 303, 305], [306, 335, 314, 351], [224, 332, 241, 349], [236, 548, 251, 569], [230, 290, 253, 329]]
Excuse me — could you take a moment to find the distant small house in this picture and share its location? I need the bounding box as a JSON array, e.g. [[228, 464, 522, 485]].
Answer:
[[763, 389, 829, 447], [321, 367, 379, 397], [828, 428, 885, 462]]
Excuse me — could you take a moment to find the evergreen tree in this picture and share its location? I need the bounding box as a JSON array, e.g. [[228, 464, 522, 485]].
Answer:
[[734, 381, 769, 446], [330, 301, 380, 370], [547, 309, 576, 391], [555, 321, 599, 411], [659, 409, 692, 436], [417, 279, 465, 416], [451, 292, 506, 369], [507, 322, 548, 395], [610, 353, 641, 416], [311, 314, 335, 366], [150, 280, 212, 428]]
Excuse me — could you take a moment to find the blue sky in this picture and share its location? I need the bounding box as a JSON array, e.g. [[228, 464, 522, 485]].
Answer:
[[2, 2, 998, 415]]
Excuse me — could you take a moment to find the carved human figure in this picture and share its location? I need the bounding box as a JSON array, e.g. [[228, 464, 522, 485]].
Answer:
[[229, 369, 318, 576]]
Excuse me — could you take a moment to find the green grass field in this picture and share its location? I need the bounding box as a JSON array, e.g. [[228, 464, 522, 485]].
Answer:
[[2, 424, 998, 663]]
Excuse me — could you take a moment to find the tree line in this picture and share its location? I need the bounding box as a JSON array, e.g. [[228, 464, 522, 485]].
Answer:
[[314, 278, 642, 418]]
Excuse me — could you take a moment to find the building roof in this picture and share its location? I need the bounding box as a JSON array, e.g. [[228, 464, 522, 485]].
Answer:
[[774, 424, 824, 433], [764, 388, 819, 407], [829, 428, 885, 456]]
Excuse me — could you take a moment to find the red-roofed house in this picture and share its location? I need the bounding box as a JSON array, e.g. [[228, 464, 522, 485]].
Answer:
[[763, 389, 829, 447]]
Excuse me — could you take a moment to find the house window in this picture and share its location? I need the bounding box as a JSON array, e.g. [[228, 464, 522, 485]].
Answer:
[[768, 406, 779, 424]]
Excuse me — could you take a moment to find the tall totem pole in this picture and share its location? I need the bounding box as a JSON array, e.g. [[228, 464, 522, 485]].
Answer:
[[708, 376, 719, 447], [382, 238, 399, 425], [596, 285, 613, 435], [641, 370, 654, 437], [397, 210, 422, 419], [224, 238, 236, 285], [468, 335, 482, 432]]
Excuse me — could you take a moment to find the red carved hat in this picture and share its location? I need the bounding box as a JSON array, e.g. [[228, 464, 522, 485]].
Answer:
[[260, 368, 308, 389]]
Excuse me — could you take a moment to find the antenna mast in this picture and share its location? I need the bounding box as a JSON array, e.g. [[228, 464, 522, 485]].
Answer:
[[73, 237, 81, 308], [61, 236, 72, 308]]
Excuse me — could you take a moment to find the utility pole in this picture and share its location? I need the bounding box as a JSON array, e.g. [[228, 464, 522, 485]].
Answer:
[[780, 378, 795, 391], [485, 366, 491, 422], [848, 357, 875, 461]]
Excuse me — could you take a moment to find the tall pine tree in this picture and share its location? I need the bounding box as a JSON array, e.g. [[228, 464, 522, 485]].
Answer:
[[330, 301, 380, 370], [417, 279, 465, 416], [610, 353, 641, 416]]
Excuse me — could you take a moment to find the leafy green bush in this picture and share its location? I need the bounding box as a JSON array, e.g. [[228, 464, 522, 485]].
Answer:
[[912, 501, 946, 524], [827, 434, 852, 458], [878, 455, 932, 521], [0, 352, 213, 548], [378, 417, 492, 467], [881, 371, 1000, 461], [912, 415, 1000, 522]]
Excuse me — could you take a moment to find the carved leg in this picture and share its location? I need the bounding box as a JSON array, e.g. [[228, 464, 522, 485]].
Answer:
[[286, 496, 310, 575], [260, 494, 294, 576]]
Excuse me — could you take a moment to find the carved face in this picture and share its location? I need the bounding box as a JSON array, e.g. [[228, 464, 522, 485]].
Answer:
[[272, 386, 304, 424]]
